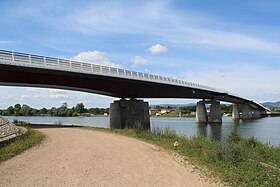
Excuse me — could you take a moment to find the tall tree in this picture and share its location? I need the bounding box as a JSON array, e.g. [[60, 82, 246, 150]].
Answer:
[[74, 103, 86, 114]]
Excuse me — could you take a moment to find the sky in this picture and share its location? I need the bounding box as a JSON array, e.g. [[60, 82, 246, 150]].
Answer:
[[0, 0, 280, 109]]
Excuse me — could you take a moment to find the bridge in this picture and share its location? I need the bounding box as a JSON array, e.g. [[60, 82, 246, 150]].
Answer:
[[0, 50, 269, 129]]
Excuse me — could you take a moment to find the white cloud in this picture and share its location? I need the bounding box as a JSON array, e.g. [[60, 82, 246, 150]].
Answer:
[[72, 51, 122, 68], [59, 2, 280, 54], [0, 40, 14, 45], [49, 94, 70, 99], [0, 86, 115, 109], [180, 65, 280, 103], [10, 1, 280, 54], [189, 29, 280, 53], [130, 56, 149, 67], [148, 44, 168, 54]]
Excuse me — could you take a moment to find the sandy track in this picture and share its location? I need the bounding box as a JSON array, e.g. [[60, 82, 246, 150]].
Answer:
[[0, 128, 219, 187]]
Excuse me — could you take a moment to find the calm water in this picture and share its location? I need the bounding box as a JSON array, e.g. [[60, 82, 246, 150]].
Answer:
[[4, 116, 280, 147]]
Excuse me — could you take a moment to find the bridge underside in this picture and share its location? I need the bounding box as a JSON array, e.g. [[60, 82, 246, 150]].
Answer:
[[0, 64, 222, 99], [0, 64, 267, 129], [0, 64, 266, 110]]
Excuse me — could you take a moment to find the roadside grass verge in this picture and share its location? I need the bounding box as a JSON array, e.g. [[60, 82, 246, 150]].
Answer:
[[0, 128, 45, 162], [84, 126, 280, 186]]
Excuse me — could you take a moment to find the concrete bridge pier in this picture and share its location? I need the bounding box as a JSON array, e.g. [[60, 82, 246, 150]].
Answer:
[[233, 103, 262, 120], [196, 100, 222, 124], [241, 104, 252, 119], [110, 98, 150, 130], [196, 101, 208, 123], [232, 104, 241, 119], [208, 100, 222, 123], [252, 110, 261, 118]]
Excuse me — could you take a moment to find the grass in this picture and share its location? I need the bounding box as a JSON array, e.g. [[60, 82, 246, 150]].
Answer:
[[84, 125, 280, 186], [13, 119, 30, 125], [0, 128, 45, 163]]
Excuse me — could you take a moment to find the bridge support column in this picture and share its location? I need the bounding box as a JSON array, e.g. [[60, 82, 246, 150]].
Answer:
[[196, 101, 208, 123], [252, 110, 261, 118], [208, 100, 222, 123], [110, 98, 150, 130], [241, 104, 252, 119], [232, 104, 240, 119]]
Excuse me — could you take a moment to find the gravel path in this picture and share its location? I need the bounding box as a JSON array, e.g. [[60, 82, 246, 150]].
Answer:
[[0, 128, 220, 187]]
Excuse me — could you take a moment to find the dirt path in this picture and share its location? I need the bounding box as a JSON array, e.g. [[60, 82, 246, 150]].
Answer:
[[0, 128, 220, 187]]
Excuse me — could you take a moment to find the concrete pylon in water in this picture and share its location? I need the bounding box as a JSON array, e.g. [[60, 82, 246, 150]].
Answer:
[[196, 101, 208, 123], [110, 99, 150, 130], [208, 100, 222, 123], [241, 104, 252, 119], [252, 110, 261, 118], [232, 104, 240, 119]]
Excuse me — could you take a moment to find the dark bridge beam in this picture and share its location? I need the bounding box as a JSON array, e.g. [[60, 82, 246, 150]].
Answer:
[[0, 64, 223, 100], [0, 49, 269, 130]]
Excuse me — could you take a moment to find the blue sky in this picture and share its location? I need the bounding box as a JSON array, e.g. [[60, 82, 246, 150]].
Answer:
[[0, 0, 280, 108]]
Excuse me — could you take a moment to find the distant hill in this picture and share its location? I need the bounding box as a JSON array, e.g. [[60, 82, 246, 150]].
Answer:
[[262, 101, 280, 108]]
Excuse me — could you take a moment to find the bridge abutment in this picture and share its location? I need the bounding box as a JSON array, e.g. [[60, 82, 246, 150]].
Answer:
[[110, 99, 150, 130]]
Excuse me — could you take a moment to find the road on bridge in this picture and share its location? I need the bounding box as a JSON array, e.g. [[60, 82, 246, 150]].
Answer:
[[0, 128, 219, 187]]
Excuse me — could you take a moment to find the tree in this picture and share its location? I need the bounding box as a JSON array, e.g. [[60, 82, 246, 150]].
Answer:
[[221, 104, 232, 114], [6, 106, 15, 115], [66, 109, 74, 116], [14, 104, 21, 116], [180, 106, 196, 116], [57, 103, 68, 116], [38, 108, 48, 115], [20, 105, 33, 116], [49, 107, 58, 116], [74, 103, 85, 114]]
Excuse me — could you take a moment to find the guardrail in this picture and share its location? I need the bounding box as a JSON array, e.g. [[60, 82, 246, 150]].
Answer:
[[0, 50, 269, 111], [0, 50, 220, 92]]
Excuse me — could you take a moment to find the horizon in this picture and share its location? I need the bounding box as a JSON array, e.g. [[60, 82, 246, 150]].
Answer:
[[1, 0, 280, 108]]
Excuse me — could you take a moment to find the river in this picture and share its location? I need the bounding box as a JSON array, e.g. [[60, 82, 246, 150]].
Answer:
[[4, 116, 280, 147]]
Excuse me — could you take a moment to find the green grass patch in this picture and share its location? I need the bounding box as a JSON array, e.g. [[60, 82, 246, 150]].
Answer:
[[0, 128, 45, 162], [84, 126, 280, 186]]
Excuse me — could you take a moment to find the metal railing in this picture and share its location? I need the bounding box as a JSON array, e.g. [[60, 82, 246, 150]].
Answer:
[[0, 50, 221, 92]]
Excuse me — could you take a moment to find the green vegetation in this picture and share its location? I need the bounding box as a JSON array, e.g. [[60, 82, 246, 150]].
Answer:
[[85, 126, 280, 186], [179, 105, 196, 117], [152, 104, 232, 117], [154, 112, 181, 117], [0, 128, 45, 162], [271, 108, 280, 112], [0, 103, 109, 117], [12, 119, 30, 125], [221, 104, 232, 115]]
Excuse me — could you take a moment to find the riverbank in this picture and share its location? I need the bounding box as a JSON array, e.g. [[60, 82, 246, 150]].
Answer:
[[2, 123, 279, 186], [84, 126, 280, 186], [0, 128, 45, 162], [0, 127, 219, 187]]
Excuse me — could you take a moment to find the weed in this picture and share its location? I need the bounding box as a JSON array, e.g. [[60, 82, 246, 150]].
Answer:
[[84, 126, 280, 186], [0, 128, 45, 162]]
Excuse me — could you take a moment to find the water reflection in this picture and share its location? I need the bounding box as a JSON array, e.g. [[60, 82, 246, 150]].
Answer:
[[197, 124, 207, 137], [196, 123, 222, 141], [209, 123, 222, 141]]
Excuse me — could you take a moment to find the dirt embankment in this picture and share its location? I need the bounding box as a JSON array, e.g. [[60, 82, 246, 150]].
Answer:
[[0, 128, 220, 187]]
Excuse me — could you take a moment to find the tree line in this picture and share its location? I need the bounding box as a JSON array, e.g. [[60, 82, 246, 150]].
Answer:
[[0, 103, 109, 117], [179, 104, 232, 115]]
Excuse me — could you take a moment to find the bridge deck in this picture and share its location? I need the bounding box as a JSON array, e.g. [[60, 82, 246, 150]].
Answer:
[[0, 50, 268, 111]]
